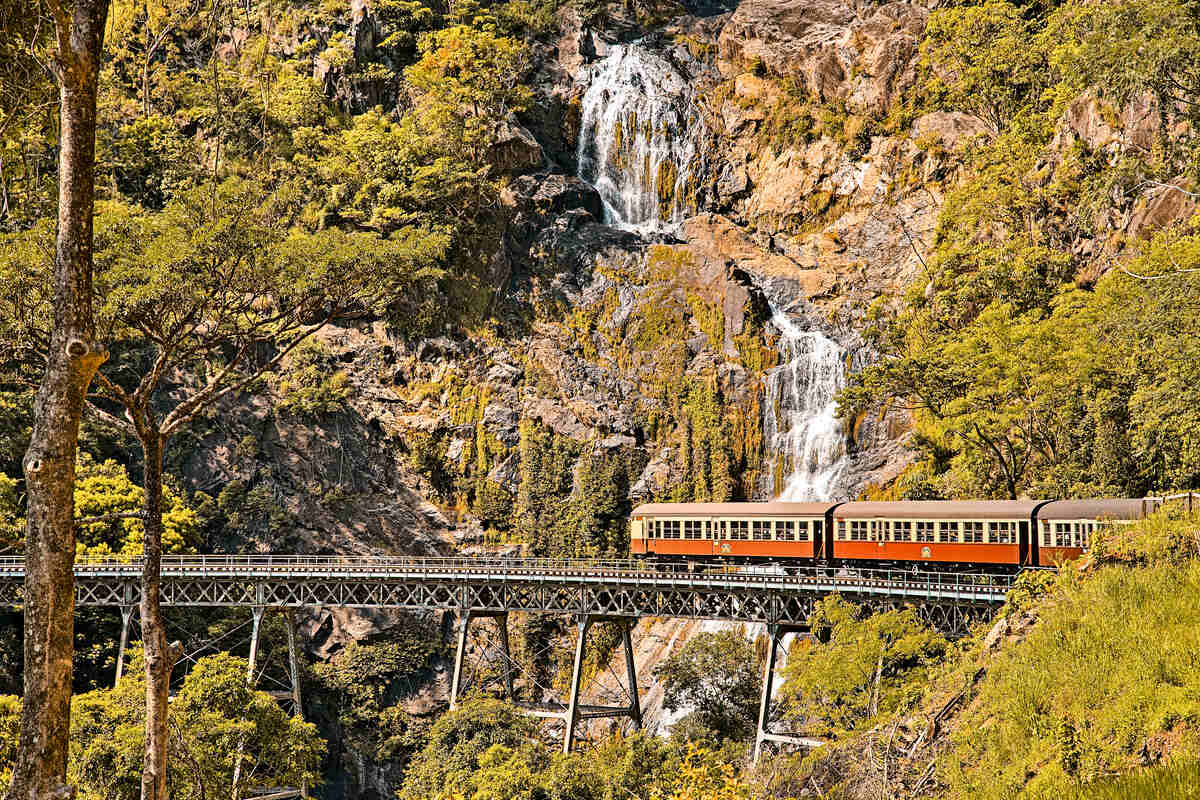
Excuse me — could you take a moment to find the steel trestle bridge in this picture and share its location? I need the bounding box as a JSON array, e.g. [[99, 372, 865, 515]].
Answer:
[[0, 555, 1018, 760]]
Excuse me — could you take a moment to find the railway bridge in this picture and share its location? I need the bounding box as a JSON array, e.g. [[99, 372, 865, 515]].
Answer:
[[0, 556, 1017, 761]]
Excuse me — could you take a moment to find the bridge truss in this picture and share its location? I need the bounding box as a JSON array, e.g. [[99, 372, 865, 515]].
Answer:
[[0, 556, 1015, 758]]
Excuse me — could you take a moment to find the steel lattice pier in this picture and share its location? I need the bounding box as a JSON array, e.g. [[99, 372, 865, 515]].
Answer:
[[0, 555, 1014, 758]]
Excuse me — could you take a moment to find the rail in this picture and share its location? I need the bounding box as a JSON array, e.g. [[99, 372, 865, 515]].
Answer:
[[0, 554, 1022, 594]]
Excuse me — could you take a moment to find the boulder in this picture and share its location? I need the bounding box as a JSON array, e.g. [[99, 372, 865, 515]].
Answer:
[[487, 118, 545, 175]]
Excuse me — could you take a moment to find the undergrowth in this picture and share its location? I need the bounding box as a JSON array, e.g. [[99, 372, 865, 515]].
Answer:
[[937, 510, 1200, 799]]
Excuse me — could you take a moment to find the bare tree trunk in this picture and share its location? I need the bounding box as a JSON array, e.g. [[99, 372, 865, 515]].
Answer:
[[138, 430, 172, 800], [6, 2, 110, 799]]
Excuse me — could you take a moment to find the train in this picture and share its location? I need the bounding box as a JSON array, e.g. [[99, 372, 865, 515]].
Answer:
[[629, 498, 1163, 571]]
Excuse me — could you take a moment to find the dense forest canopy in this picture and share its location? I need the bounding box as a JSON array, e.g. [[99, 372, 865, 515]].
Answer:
[[5, 0, 1200, 797], [841, 0, 1200, 501]]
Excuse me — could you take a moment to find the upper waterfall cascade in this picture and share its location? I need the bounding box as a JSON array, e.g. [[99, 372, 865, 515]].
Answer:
[[763, 311, 850, 502], [576, 44, 706, 233]]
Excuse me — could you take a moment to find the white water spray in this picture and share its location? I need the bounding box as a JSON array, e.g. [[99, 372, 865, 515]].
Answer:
[[763, 310, 850, 501], [576, 44, 706, 233]]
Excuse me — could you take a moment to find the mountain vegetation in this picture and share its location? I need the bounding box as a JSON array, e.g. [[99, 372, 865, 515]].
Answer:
[[4, 0, 1200, 797], [840, 0, 1200, 501]]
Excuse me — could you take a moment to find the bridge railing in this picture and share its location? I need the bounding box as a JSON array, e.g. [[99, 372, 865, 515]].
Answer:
[[0, 554, 1024, 593]]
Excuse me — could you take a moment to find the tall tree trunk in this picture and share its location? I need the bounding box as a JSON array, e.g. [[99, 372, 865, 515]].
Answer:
[[138, 430, 172, 800], [6, 2, 110, 799]]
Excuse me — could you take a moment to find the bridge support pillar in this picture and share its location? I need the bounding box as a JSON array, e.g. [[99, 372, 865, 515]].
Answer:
[[563, 615, 591, 754], [753, 624, 819, 765], [451, 610, 513, 708], [284, 610, 308, 799], [557, 616, 640, 754], [247, 605, 266, 683], [450, 611, 471, 708], [622, 622, 642, 731], [496, 613, 515, 701], [285, 609, 303, 714], [114, 604, 134, 686]]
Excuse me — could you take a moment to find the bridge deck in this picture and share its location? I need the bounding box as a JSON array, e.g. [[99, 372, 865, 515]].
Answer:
[[0, 555, 1017, 630]]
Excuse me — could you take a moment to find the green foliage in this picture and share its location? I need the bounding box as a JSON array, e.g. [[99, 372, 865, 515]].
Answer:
[[0, 693, 18, 787], [779, 596, 947, 738], [397, 695, 539, 799], [513, 420, 645, 557], [275, 339, 352, 418], [1046, 758, 1200, 800], [845, 0, 1200, 500], [1088, 507, 1200, 567], [102, 116, 195, 209], [406, 25, 532, 160], [654, 631, 762, 743], [310, 632, 440, 761], [399, 702, 686, 800], [940, 561, 1200, 797], [918, 0, 1050, 133], [66, 650, 323, 800], [74, 454, 200, 558]]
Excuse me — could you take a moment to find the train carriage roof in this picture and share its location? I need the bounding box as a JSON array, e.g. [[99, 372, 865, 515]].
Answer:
[[833, 500, 1042, 520], [631, 502, 836, 517], [1037, 498, 1159, 521]]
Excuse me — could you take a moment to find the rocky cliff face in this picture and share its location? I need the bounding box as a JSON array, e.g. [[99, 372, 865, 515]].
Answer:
[[169, 0, 1200, 792]]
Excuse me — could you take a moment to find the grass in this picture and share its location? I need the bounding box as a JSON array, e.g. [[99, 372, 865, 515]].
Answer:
[[931, 511, 1200, 800], [1052, 759, 1200, 800]]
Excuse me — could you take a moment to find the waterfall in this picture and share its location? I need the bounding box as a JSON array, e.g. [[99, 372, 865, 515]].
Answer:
[[576, 43, 706, 233], [762, 310, 850, 501]]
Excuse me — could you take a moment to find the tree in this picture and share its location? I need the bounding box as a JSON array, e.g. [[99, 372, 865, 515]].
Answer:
[[778, 597, 947, 738], [398, 695, 539, 800], [61, 650, 323, 800], [81, 182, 410, 800], [404, 24, 532, 161], [6, 2, 112, 799], [653, 630, 762, 742], [918, 0, 1049, 134], [0, 177, 431, 800]]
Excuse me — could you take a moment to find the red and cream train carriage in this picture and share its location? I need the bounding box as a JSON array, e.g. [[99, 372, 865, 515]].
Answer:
[[630, 502, 827, 560], [631, 497, 1162, 570], [1036, 498, 1159, 564], [830, 500, 1038, 567]]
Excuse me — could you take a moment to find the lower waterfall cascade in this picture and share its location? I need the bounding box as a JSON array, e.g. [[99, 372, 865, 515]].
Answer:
[[762, 310, 851, 502]]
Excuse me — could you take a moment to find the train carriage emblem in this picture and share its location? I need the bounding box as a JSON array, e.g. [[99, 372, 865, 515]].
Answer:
[[921, 546, 932, 558]]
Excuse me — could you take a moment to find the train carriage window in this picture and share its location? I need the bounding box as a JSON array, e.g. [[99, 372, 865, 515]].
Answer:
[[851, 520, 869, 541], [1053, 522, 1072, 548], [837, 520, 848, 541], [729, 520, 749, 540], [1041, 522, 1052, 547], [684, 520, 703, 540], [777, 520, 796, 541], [991, 521, 1015, 544], [752, 520, 772, 541], [963, 521, 984, 543], [893, 520, 913, 541], [915, 521, 935, 542], [938, 521, 959, 543], [716, 520, 728, 539], [661, 520, 680, 539], [799, 520, 811, 542]]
